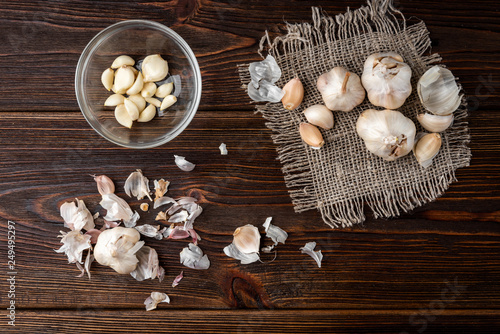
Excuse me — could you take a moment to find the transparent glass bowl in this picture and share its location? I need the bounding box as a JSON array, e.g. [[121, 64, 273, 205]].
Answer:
[[75, 20, 202, 149]]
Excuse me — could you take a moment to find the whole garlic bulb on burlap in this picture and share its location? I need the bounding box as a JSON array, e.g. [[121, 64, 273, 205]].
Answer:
[[361, 52, 412, 109], [417, 65, 462, 116], [356, 109, 416, 161], [316, 67, 365, 111]]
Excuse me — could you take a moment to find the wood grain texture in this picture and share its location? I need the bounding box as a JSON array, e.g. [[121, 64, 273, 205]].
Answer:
[[0, 0, 499, 332]]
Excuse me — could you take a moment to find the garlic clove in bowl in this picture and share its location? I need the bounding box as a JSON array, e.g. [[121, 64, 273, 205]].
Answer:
[[317, 67, 365, 112], [417, 65, 462, 116], [361, 52, 412, 109]]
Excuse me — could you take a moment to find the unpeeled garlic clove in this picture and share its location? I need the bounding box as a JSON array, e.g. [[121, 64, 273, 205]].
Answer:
[[141, 82, 157, 98], [414, 132, 442, 168], [115, 104, 133, 128], [124, 98, 140, 121], [114, 65, 135, 94], [126, 71, 144, 96], [111, 55, 135, 69], [281, 77, 304, 110], [303, 105, 334, 130], [417, 66, 462, 116], [155, 82, 174, 98], [145, 97, 161, 108], [299, 122, 324, 149], [142, 54, 169, 82], [160, 95, 177, 111], [128, 94, 146, 112], [317, 67, 365, 112], [417, 113, 454, 133], [104, 93, 125, 107], [101, 68, 114, 91], [138, 104, 156, 122], [233, 224, 261, 254]]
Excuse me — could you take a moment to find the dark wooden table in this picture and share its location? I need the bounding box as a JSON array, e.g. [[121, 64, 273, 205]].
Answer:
[[0, 0, 499, 333]]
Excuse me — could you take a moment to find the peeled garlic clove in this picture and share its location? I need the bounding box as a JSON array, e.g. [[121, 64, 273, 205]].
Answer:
[[356, 109, 416, 161], [160, 95, 177, 111], [111, 55, 135, 69], [104, 93, 125, 107], [141, 82, 157, 98], [128, 94, 146, 112], [303, 105, 334, 130], [233, 224, 261, 254], [145, 97, 161, 108], [317, 67, 365, 112], [126, 71, 144, 96], [417, 66, 462, 116], [417, 113, 454, 133], [101, 68, 114, 91], [361, 52, 412, 109], [414, 132, 442, 168], [124, 98, 140, 121], [155, 82, 174, 98], [114, 65, 135, 94], [281, 77, 304, 110], [115, 104, 133, 128], [299, 123, 324, 149], [142, 54, 169, 82], [138, 104, 156, 122]]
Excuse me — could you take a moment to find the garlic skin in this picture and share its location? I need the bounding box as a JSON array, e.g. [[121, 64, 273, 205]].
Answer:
[[303, 105, 334, 130], [179, 243, 210, 270], [361, 52, 412, 109], [144, 292, 170, 311], [317, 67, 365, 111], [100, 193, 140, 228], [417, 113, 454, 133], [414, 132, 442, 168], [55, 230, 92, 264], [300, 241, 322, 268], [417, 65, 462, 116], [299, 123, 324, 149], [174, 155, 195, 172], [94, 227, 145, 275], [356, 109, 416, 161], [93, 174, 115, 195], [233, 224, 261, 254], [60, 199, 95, 232], [281, 77, 304, 110], [124, 169, 152, 201], [142, 54, 169, 83]]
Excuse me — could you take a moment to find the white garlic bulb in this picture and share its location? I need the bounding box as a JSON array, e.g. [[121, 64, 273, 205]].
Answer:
[[361, 52, 412, 109], [413, 132, 442, 168], [417, 113, 454, 133], [417, 65, 462, 116], [356, 109, 416, 161], [317, 67, 365, 111], [303, 105, 334, 130]]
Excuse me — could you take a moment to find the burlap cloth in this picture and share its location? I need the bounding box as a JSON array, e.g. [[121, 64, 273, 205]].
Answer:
[[238, 0, 471, 228]]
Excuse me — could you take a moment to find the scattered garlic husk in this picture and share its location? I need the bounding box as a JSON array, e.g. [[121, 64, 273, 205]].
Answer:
[[233, 224, 261, 254], [114, 65, 135, 94], [126, 71, 144, 96], [262, 217, 288, 247], [223, 243, 260, 264], [417, 113, 454, 133], [303, 105, 334, 130], [219, 143, 228, 155], [361, 52, 412, 109], [137, 104, 156, 123], [154, 196, 176, 210], [60, 199, 95, 232], [172, 271, 184, 287], [101, 68, 114, 91], [179, 243, 210, 270], [94, 227, 145, 274], [135, 224, 163, 239], [144, 292, 170, 311], [356, 109, 416, 161], [104, 93, 124, 107], [54, 230, 92, 264], [299, 122, 324, 149], [417, 65, 462, 116], [317, 67, 365, 112], [111, 55, 135, 69], [124, 98, 140, 121], [174, 155, 195, 172], [124, 169, 152, 201], [248, 80, 285, 103], [142, 54, 169, 83], [75, 248, 94, 279], [100, 193, 140, 227], [413, 132, 442, 168], [300, 241, 322, 268], [93, 174, 115, 196], [281, 77, 304, 110], [160, 95, 177, 111], [247, 55, 284, 103], [114, 104, 133, 128], [155, 82, 174, 98], [154, 179, 170, 201], [130, 245, 165, 281]]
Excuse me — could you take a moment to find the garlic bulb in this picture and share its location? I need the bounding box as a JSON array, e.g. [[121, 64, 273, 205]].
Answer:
[[94, 227, 145, 274], [356, 109, 416, 161], [299, 122, 324, 149], [417, 65, 462, 116], [413, 132, 442, 168], [417, 113, 454, 133], [233, 224, 261, 254], [361, 52, 412, 109], [303, 105, 334, 130], [141, 54, 169, 83], [281, 77, 304, 110], [316, 67, 365, 111]]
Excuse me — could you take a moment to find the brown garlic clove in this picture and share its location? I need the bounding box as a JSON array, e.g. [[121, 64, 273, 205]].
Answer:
[[281, 77, 304, 110]]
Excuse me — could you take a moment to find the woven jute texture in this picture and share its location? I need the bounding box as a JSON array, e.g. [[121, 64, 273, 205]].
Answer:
[[239, 0, 471, 228]]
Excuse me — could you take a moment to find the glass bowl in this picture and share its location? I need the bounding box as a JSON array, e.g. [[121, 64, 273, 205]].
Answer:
[[75, 20, 202, 149]]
